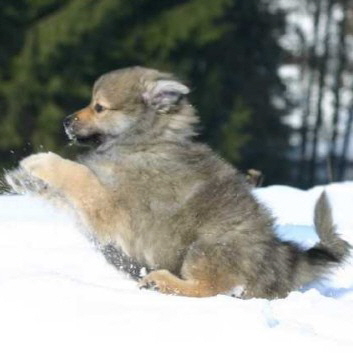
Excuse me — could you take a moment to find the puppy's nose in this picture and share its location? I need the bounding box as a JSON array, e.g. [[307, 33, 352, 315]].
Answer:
[[63, 114, 75, 128]]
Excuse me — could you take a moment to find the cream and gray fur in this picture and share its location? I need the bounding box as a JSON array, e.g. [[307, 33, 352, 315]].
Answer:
[[5, 67, 351, 298]]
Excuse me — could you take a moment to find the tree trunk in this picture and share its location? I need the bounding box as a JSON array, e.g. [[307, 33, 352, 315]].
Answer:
[[298, 0, 322, 187], [309, 0, 334, 186], [330, 0, 348, 181], [338, 104, 353, 179]]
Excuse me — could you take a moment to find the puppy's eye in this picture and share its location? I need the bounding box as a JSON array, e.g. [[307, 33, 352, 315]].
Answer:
[[94, 103, 105, 113]]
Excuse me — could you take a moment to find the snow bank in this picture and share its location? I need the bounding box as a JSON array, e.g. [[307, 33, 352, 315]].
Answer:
[[1, 183, 353, 352]]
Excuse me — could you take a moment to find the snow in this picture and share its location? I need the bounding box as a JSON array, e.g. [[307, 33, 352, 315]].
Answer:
[[1, 183, 353, 352]]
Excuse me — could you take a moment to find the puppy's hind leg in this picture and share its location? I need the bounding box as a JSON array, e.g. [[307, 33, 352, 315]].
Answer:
[[139, 241, 244, 297], [139, 269, 218, 297]]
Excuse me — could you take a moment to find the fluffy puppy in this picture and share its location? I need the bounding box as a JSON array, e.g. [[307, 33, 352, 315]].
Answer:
[[5, 67, 351, 298]]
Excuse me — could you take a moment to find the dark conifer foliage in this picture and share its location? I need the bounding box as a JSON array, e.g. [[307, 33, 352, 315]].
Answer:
[[0, 0, 297, 185]]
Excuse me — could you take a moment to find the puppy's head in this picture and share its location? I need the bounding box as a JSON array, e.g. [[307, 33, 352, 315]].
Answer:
[[64, 67, 195, 147]]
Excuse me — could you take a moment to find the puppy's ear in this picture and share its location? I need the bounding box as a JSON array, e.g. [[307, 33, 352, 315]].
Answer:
[[143, 80, 190, 111]]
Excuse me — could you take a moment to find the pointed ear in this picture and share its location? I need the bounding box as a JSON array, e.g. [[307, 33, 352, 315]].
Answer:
[[142, 80, 190, 111]]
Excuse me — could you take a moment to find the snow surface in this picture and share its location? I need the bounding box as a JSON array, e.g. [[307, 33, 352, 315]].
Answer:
[[1, 183, 353, 352]]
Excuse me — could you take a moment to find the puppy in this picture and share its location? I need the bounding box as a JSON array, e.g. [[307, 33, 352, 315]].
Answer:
[[5, 67, 351, 298]]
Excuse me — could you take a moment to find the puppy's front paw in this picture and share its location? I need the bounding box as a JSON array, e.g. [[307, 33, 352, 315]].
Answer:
[[5, 152, 65, 195], [5, 167, 48, 194], [19, 152, 64, 189]]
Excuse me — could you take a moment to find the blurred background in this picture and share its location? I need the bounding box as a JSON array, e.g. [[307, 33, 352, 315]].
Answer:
[[1, 0, 353, 188]]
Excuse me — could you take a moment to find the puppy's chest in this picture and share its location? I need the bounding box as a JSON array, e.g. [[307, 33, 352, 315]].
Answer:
[[89, 159, 186, 204]]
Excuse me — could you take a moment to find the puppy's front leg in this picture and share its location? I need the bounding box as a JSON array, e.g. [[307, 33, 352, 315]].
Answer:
[[17, 152, 102, 202], [7, 152, 129, 240]]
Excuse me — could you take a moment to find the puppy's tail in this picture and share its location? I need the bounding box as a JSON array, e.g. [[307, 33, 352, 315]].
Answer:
[[297, 192, 351, 284]]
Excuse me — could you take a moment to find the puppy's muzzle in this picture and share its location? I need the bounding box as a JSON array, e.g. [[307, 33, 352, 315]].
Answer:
[[63, 114, 78, 140], [63, 114, 76, 129]]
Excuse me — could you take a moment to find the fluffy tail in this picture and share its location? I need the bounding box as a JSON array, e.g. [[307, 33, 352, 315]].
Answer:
[[305, 192, 351, 270]]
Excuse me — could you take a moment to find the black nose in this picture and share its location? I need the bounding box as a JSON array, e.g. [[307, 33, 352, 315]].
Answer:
[[63, 114, 75, 128]]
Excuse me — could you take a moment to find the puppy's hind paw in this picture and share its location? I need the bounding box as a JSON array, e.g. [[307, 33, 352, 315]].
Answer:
[[139, 280, 159, 291], [138, 270, 175, 294]]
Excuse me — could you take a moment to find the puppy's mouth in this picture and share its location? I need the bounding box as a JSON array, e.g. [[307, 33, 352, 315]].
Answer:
[[74, 133, 103, 146], [65, 126, 103, 146]]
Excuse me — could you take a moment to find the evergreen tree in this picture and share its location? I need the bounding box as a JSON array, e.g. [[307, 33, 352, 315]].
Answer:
[[0, 0, 290, 185]]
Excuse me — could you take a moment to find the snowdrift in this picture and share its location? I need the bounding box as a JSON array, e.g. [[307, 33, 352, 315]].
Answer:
[[1, 183, 353, 352]]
